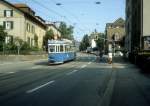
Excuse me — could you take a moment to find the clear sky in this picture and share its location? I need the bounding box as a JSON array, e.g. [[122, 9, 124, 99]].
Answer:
[[7, 0, 125, 41]]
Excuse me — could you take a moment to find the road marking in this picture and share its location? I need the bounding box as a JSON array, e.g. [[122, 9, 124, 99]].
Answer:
[[88, 62, 91, 65], [26, 80, 55, 93], [0, 63, 13, 66], [7, 72, 15, 74], [100, 71, 116, 106], [31, 66, 42, 69], [81, 65, 87, 69], [0, 59, 47, 66], [66, 70, 78, 75]]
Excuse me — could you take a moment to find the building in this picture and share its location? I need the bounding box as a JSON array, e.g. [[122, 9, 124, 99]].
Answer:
[[105, 18, 125, 53], [46, 23, 61, 40], [0, 1, 47, 48], [125, 0, 150, 56], [89, 30, 104, 49]]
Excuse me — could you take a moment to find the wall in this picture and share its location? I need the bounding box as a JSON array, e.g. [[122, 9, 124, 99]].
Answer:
[[0, 1, 25, 40], [143, 0, 150, 36]]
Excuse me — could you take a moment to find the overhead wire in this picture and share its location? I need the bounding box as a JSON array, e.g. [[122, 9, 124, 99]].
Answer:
[[51, 0, 89, 31], [31, 0, 86, 33], [7, 0, 88, 36]]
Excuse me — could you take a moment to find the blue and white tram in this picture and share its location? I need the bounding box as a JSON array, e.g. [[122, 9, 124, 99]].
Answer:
[[48, 39, 76, 64]]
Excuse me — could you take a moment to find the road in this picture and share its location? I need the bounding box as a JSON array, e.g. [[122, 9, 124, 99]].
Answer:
[[0, 53, 150, 106]]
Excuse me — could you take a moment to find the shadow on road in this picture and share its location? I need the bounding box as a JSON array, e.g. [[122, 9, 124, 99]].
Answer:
[[34, 61, 49, 66]]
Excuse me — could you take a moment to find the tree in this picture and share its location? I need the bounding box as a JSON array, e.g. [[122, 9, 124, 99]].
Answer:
[[14, 37, 25, 54], [59, 22, 74, 40], [79, 34, 90, 51], [0, 25, 8, 51], [79, 42, 85, 51], [95, 34, 105, 51], [43, 29, 54, 51], [34, 34, 38, 48]]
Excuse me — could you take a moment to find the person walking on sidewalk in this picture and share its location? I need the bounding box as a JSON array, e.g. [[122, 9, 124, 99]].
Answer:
[[99, 50, 104, 61], [108, 52, 112, 64]]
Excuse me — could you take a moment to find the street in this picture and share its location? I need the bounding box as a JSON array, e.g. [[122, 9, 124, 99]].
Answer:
[[0, 53, 150, 106]]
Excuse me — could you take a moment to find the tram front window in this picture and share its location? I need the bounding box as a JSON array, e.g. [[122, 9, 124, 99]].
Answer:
[[49, 45, 55, 53]]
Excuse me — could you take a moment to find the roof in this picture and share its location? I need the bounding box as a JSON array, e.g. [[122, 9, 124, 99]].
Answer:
[[46, 23, 61, 33], [48, 39, 72, 44], [14, 3, 35, 15], [106, 18, 125, 28], [13, 3, 29, 8], [113, 18, 125, 26], [0, 0, 46, 29]]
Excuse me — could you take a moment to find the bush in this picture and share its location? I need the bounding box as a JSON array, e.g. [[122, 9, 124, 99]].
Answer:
[[21, 42, 30, 50], [30, 46, 39, 51]]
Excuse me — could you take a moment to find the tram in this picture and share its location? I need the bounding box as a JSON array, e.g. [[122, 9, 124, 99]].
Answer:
[[48, 39, 76, 64]]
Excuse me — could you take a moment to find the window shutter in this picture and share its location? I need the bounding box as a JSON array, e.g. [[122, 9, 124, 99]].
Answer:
[[4, 10, 6, 17], [11, 21, 13, 29], [11, 36, 13, 44], [11, 10, 13, 17], [3, 21, 6, 29]]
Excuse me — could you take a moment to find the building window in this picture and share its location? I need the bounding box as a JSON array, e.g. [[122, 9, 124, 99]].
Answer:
[[31, 25, 35, 33], [3, 21, 14, 30], [26, 23, 30, 32], [27, 37, 30, 45], [5, 36, 13, 44], [4, 10, 13, 17]]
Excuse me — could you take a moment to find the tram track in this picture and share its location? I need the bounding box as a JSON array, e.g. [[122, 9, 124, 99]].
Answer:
[[0, 59, 89, 103]]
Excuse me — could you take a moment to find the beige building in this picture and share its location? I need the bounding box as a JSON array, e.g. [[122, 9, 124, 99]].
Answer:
[[89, 31, 104, 49], [46, 23, 61, 40], [105, 18, 125, 52], [0, 1, 47, 49], [125, 0, 150, 54]]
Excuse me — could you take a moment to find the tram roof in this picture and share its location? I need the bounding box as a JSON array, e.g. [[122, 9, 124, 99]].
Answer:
[[48, 39, 72, 44]]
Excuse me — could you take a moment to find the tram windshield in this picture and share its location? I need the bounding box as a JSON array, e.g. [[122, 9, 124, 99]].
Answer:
[[49, 45, 55, 53]]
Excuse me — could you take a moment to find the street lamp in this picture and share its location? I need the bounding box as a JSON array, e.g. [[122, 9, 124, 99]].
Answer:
[[56, 3, 62, 6], [95, 1, 101, 4]]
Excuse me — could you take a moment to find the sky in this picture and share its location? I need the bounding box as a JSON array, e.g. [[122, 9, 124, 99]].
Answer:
[[7, 0, 125, 41]]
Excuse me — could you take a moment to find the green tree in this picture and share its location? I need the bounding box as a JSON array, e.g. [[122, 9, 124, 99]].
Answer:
[[43, 29, 54, 51], [95, 34, 105, 51], [0, 25, 7, 51], [34, 34, 38, 48], [59, 22, 74, 40], [79, 34, 90, 51]]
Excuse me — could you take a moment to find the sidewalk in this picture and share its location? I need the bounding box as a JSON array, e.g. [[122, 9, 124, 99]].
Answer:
[[0, 55, 48, 65]]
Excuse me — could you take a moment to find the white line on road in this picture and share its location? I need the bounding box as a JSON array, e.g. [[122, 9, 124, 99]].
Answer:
[[7, 72, 15, 74], [88, 62, 91, 65], [92, 60, 95, 62], [26, 80, 55, 93], [66, 70, 78, 75], [31, 66, 42, 69], [81, 65, 87, 69]]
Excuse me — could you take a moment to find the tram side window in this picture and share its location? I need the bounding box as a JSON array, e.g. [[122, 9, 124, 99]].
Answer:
[[56, 46, 58, 52], [67, 45, 71, 52], [49, 45, 55, 53], [60, 45, 63, 52], [57, 45, 60, 52], [65, 46, 67, 52]]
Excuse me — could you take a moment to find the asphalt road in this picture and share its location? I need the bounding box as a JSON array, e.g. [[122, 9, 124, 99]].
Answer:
[[0, 54, 150, 106]]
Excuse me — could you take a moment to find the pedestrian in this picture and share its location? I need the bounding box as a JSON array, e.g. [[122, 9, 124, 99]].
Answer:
[[99, 51, 103, 61], [108, 52, 112, 64]]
